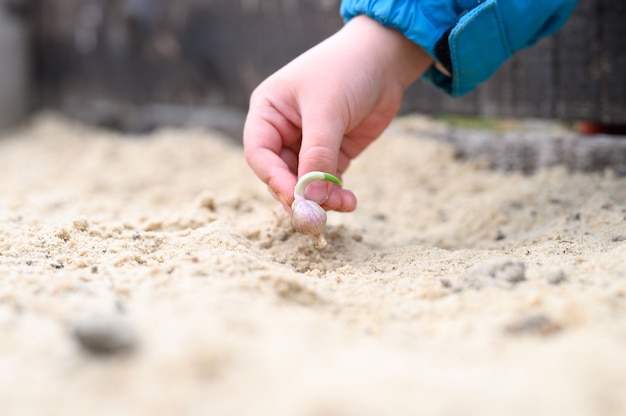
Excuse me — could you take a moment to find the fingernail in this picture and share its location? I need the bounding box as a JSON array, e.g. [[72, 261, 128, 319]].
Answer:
[[303, 182, 329, 204]]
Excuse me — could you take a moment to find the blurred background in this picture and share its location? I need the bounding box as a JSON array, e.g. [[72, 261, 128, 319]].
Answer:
[[0, 0, 625, 136]]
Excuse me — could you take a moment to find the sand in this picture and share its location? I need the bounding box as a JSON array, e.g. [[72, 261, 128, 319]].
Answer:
[[0, 114, 625, 416]]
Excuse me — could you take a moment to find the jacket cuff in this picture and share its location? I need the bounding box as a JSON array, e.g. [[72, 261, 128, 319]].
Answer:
[[341, 0, 577, 97], [340, 0, 454, 61], [427, 0, 512, 97]]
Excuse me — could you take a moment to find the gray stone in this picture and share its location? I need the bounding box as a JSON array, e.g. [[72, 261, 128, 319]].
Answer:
[[460, 256, 527, 290], [72, 315, 137, 356], [504, 314, 562, 336]]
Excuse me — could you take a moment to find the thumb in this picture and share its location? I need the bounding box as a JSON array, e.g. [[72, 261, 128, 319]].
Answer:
[[298, 110, 346, 204]]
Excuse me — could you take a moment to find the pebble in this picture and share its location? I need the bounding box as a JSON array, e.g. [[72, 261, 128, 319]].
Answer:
[[72, 315, 137, 356], [50, 261, 64, 269], [460, 256, 526, 290], [195, 191, 216, 211], [545, 269, 567, 285], [504, 314, 562, 336]]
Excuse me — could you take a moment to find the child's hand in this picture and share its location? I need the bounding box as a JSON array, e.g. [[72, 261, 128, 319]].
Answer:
[[243, 15, 432, 213]]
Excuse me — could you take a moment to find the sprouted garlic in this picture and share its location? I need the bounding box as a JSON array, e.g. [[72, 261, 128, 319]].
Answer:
[[291, 171, 342, 249]]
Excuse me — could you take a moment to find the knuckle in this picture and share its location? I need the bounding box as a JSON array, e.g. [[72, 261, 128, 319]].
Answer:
[[301, 145, 336, 170]]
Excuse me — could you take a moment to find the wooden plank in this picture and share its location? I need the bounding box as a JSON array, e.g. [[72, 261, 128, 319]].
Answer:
[[442, 127, 626, 176]]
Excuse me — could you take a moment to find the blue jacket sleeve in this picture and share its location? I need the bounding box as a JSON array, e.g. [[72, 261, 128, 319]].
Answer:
[[340, 0, 579, 97]]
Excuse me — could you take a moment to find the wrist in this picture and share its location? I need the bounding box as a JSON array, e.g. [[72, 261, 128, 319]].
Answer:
[[344, 15, 433, 89]]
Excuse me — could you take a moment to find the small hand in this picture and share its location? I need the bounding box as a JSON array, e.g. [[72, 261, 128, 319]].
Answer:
[[243, 15, 433, 213]]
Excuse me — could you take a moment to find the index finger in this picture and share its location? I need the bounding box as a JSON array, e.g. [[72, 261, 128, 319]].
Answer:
[[243, 98, 301, 211]]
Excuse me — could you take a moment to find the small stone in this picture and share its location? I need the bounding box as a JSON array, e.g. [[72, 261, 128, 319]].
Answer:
[[273, 278, 323, 306], [72, 316, 137, 356], [545, 269, 567, 285], [50, 261, 64, 269], [372, 213, 387, 221], [144, 221, 163, 232], [567, 213, 581, 222], [504, 314, 562, 336], [195, 191, 216, 211], [461, 256, 526, 290]]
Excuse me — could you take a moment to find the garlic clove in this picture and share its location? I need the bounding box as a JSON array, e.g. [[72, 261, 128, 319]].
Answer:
[[291, 171, 341, 249], [291, 197, 327, 237]]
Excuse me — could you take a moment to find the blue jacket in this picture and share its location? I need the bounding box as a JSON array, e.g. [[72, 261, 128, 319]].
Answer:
[[341, 0, 579, 96]]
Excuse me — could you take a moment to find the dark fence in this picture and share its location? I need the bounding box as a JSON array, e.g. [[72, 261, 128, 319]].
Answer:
[[0, 2, 30, 129], [3, 0, 624, 132], [403, 0, 626, 124]]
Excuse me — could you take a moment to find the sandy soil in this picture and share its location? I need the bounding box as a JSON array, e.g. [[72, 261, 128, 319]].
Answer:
[[1, 114, 625, 416]]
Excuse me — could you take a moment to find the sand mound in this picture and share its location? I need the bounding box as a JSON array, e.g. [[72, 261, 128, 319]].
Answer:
[[1, 114, 625, 415]]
